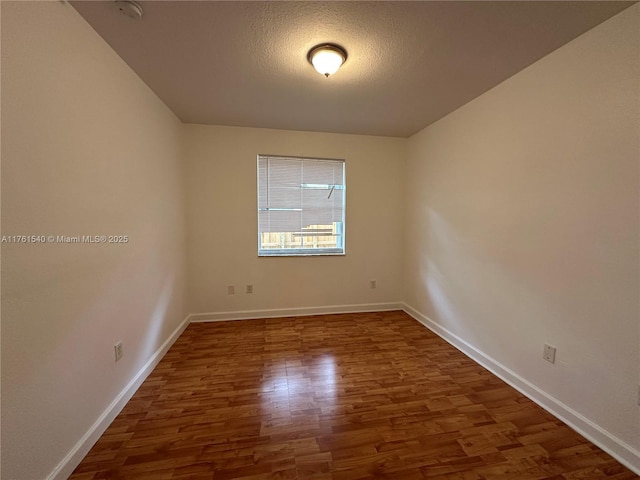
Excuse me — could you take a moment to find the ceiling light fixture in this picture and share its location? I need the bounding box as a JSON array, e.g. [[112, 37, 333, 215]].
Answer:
[[307, 44, 347, 77]]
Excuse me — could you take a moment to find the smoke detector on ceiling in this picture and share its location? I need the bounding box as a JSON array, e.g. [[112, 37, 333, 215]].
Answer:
[[114, 0, 143, 21]]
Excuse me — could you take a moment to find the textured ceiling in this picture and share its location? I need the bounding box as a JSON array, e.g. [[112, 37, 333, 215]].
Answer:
[[71, 1, 633, 138]]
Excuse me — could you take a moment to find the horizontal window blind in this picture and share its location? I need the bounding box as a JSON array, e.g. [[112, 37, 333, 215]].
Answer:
[[258, 155, 345, 256]]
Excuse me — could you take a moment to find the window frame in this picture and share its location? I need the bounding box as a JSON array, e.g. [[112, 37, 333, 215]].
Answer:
[[257, 154, 346, 257]]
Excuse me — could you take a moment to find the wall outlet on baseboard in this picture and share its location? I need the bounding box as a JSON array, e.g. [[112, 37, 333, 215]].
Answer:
[[114, 341, 123, 362], [543, 344, 556, 364], [370, 280, 377, 289], [227, 285, 235, 295], [246, 284, 253, 294]]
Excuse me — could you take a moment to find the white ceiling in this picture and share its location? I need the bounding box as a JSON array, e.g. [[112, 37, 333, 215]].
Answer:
[[71, 1, 633, 138]]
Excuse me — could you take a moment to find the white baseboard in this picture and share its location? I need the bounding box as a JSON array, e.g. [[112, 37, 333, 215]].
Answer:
[[47, 315, 191, 480], [46, 304, 399, 480], [401, 303, 640, 475], [188, 302, 403, 323], [47, 304, 639, 479]]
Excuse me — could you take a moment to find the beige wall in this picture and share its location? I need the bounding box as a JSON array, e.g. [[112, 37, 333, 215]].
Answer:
[[184, 124, 405, 316], [1, 2, 187, 479], [2, 1, 639, 478], [404, 3, 639, 462]]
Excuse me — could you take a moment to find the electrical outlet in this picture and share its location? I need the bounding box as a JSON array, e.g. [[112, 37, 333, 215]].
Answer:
[[543, 344, 556, 364], [246, 284, 253, 294], [370, 280, 377, 289], [227, 285, 235, 295], [114, 341, 123, 362]]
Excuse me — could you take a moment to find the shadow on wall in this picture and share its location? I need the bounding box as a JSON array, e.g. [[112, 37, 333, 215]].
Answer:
[[64, 218, 181, 380], [135, 272, 176, 367], [415, 202, 633, 398], [5, 218, 181, 397], [416, 206, 564, 365], [2, 212, 184, 480]]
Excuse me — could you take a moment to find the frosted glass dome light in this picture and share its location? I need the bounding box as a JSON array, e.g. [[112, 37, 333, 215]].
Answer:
[[308, 44, 347, 77]]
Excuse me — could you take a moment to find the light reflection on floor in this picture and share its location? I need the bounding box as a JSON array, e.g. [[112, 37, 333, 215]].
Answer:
[[259, 354, 338, 429]]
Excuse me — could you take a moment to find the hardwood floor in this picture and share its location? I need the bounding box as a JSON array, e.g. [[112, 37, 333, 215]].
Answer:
[[70, 311, 638, 479]]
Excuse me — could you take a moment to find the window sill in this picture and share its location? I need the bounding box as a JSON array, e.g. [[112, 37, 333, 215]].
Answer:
[[258, 249, 345, 257]]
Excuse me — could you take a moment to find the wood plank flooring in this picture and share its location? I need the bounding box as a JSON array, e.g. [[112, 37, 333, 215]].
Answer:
[[70, 311, 638, 479]]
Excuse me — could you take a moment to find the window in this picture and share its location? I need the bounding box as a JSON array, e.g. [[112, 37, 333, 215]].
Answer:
[[258, 155, 345, 256]]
